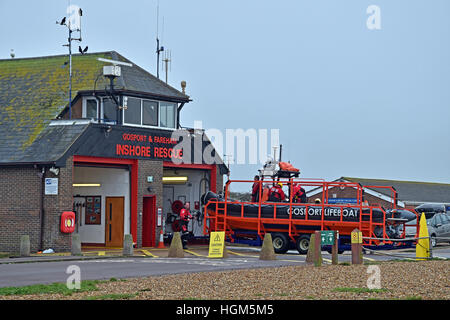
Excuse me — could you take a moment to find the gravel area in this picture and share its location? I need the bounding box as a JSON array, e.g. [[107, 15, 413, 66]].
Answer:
[[1, 260, 449, 300]]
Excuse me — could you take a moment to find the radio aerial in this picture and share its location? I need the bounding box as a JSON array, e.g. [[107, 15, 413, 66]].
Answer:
[[57, 5, 86, 119]]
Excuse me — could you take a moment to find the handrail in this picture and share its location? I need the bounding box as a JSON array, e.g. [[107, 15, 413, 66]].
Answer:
[[363, 185, 398, 209]]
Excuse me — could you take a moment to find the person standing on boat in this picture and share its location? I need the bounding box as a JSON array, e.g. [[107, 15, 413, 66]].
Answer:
[[268, 183, 286, 202], [251, 175, 261, 202], [292, 183, 307, 203]]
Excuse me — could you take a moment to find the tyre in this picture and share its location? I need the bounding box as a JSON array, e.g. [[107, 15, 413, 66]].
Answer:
[[296, 235, 310, 255], [430, 234, 437, 247], [271, 233, 290, 254], [326, 248, 345, 254]]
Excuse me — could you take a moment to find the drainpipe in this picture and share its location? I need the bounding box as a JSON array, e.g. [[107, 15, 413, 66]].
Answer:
[[177, 102, 185, 129], [39, 166, 46, 251], [93, 73, 103, 124]]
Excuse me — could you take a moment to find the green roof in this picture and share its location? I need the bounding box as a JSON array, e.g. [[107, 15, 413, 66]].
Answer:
[[0, 52, 111, 153]]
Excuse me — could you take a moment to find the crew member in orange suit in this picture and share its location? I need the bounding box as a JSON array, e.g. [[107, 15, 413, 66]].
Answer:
[[251, 175, 261, 202], [268, 183, 286, 202], [179, 203, 193, 249]]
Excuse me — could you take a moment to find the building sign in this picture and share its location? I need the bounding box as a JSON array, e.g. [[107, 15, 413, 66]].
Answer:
[[68, 124, 223, 169], [72, 125, 183, 161], [45, 178, 58, 195], [115, 133, 182, 160], [327, 198, 357, 204]]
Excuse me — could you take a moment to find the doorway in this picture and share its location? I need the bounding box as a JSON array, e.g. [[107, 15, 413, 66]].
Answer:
[[142, 196, 156, 247], [105, 197, 125, 247]]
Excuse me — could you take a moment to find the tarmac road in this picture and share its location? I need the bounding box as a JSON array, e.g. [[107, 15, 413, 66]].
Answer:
[[0, 244, 448, 288], [0, 256, 304, 288]]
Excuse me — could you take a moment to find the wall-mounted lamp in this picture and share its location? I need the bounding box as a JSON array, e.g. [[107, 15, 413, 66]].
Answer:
[[49, 167, 59, 176], [73, 183, 101, 187]]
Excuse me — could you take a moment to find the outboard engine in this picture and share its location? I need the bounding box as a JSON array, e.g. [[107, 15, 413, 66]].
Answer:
[[374, 224, 403, 239], [201, 191, 222, 205]]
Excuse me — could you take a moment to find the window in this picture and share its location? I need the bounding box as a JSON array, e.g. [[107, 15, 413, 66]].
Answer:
[[160, 102, 176, 128], [120, 96, 177, 129], [103, 98, 117, 123], [142, 100, 158, 126], [86, 99, 98, 119], [124, 97, 141, 125], [434, 215, 442, 226]]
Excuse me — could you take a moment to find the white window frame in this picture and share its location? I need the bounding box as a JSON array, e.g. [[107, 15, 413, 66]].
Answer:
[[82, 97, 99, 120], [122, 96, 178, 130], [159, 101, 177, 129], [122, 96, 144, 126]]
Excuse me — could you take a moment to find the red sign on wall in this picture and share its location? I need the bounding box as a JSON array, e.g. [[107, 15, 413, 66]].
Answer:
[[115, 133, 182, 160]]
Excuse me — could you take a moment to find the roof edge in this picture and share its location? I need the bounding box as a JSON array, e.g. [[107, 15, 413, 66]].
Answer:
[[0, 51, 116, 62], [343, 176, 450, 186]]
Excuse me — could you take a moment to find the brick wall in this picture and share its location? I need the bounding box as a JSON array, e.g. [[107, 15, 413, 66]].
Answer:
[[0, 166, 42, 253], [137, 159, 163, 247], [41, 156, 73, 252], [1, 158, 222, 252], [308, 186, 393, 208], [0, 157, 73, 254], [215, 168, 223, 194]]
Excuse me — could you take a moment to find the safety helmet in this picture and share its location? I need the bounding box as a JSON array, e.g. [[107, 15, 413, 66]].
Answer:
[[314, 198, 321, 204]]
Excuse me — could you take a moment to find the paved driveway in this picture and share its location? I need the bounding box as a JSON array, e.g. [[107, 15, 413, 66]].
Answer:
[[0, 244, 448, 288]]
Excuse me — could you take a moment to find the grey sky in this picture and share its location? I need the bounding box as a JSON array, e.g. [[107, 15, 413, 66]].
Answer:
[[1, 0, 449, 190]]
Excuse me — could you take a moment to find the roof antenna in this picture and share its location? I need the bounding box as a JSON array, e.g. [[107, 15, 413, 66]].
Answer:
[[57, 2, 86, 119], [163, 49, 171, 84], [156, 0, 164, 79]]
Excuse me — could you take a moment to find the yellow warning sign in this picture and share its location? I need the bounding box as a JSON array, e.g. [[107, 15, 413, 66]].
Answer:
[[208, 231, 225, 258], [351, 231, 362, 244]]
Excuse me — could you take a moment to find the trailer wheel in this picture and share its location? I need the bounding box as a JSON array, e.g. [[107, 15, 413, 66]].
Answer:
[[271, 233, 289, 254], [296, 235, 310, 255]]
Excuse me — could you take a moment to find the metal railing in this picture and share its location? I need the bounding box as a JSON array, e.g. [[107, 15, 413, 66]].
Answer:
[[203, 179, 420, 247]]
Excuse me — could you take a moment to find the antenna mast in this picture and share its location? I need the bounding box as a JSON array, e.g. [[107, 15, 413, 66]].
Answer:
[[163, 50, 171, 84], [156, 1, 164, 79], [58, 3, 84, 119]]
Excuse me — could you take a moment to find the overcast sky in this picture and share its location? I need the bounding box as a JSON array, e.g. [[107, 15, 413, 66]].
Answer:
[[1, 0, 449, 190]]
